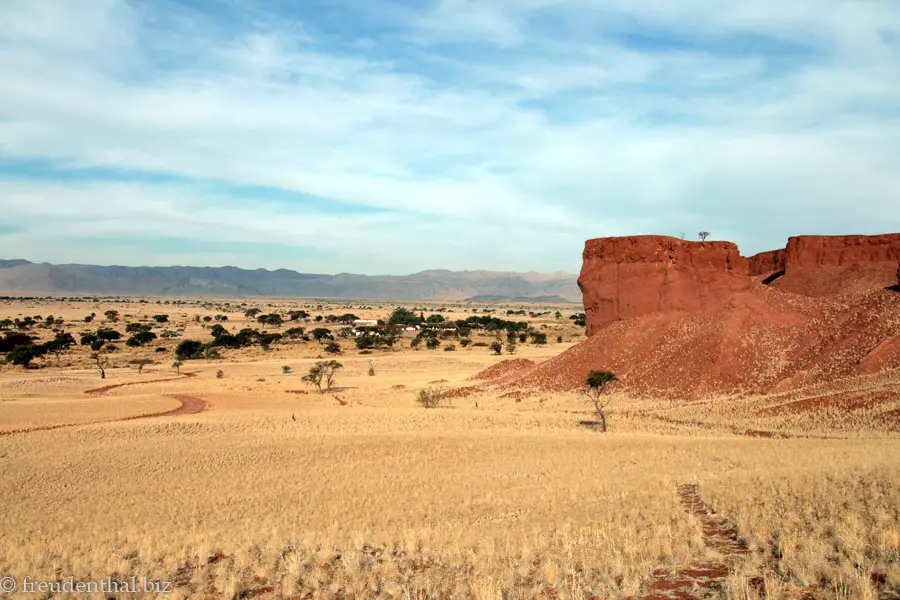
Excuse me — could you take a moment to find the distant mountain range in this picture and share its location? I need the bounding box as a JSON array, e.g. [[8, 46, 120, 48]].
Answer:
[[0, 260, 580, 302]]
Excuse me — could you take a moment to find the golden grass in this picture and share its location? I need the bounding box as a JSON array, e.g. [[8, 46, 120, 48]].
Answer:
[[0, 298, 898, 599]]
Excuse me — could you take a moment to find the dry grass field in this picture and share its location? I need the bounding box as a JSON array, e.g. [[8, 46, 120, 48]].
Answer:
[[0, 298, 898, 599]]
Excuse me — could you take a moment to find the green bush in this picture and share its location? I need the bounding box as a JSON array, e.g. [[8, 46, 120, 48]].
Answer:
[[175, 340, 205, 360], [416, 388, 448, 409]]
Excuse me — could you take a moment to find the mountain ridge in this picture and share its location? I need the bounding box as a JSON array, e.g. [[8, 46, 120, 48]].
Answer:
[[0, 259, 580, 301]]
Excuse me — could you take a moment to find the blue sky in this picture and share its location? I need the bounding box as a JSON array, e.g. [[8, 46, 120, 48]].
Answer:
[[1, 0, 898, 274]]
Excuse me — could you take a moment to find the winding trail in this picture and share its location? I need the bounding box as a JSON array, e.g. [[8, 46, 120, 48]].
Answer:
[[633, 484, 750, 600], [84, 371, 197, 395], [0, 393, 209, 437]]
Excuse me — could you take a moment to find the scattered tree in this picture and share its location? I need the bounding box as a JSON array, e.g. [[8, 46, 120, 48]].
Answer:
[[0, 331, 33, 352], [92, 353, 109, 379], [257, 313, 284, 328], [126, 330, 157, 347], [172, 359, 183, 375], [425, 337, 440, 350], [490, 341, 503, 355], [301, 360, 343, 393], [311, 328, 334, 342], [530, 332, 548, 345], [324, 341, 341, 354], [104, 310, 120, 323], [5, 344, 46, 368], [152, 314, 169, 323], [175, 340, 205, 360], [130, 358, 153, 374], [368, 361, 375, 377], [388, 307, 422, 326], [580, 370, 619, 432], [45, 332, 76, 361], [282, 365, 293, 375]]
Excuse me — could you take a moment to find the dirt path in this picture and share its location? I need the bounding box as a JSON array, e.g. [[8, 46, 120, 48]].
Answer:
[[0, 394, 209, 437], [633, 484, 750, 600], [84, 371, 198, 395]]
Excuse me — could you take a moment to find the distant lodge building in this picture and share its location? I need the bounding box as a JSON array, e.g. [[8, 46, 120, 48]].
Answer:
[[350, 319, 459, 336]]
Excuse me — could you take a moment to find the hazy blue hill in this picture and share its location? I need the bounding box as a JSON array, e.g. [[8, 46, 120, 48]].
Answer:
[[0, 260, 580, 301]]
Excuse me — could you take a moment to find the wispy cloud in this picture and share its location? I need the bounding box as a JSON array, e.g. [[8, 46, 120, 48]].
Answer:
[[1, 0, 898, 273]]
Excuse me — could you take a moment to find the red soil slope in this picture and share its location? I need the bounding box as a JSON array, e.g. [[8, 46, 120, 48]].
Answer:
[[503, 234, 900, 399], [470, 358, 536, 381]]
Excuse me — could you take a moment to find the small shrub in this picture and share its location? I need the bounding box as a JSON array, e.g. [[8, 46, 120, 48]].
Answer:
[[459, 338, 472, 347], [416, 388, 448, 409], [282, 365, 292, 375], [489, 341, 502, 355], [472, 341, 489, 347], [216, 369, 224, 379], [155, 347, 167, 353], [324, 341, 341, 354], [444, 344, 456, 351]]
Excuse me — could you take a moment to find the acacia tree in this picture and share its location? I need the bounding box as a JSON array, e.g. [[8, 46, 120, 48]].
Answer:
[[91, 353, 109, 379], [580, 370, 618, 433], [698, 231, 710, 241], [45, 332, 76, 362], [301, 360, 343, 393]]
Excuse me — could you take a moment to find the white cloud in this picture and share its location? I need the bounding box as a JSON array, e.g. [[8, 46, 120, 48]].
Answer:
[[0, 0, 898, 272]]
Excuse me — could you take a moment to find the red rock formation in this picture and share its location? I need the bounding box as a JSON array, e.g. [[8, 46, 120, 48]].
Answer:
[[774, 234, 900, 296], [578, 236, 750, 335], [498, 231, 900, 400], [784, 234, 900, 269], [748, 248, 786, 278]]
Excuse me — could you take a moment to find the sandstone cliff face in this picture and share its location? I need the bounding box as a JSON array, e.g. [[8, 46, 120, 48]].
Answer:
[[748, 249, 786, 278], [774, 234, 900, 296], [578, 236, 750, 335], [784, 234, 900, 269]]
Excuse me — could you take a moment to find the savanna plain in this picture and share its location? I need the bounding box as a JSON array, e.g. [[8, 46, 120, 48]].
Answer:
[[0, 297, 897, 600]]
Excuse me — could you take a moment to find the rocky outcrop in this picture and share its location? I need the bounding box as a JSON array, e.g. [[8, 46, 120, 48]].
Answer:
[[503, 232, 900, 400], [784, 234, 900, 270], [578, 236, 751, 335], [774, 234, 900, 296], [748, 249, 786, 278]]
